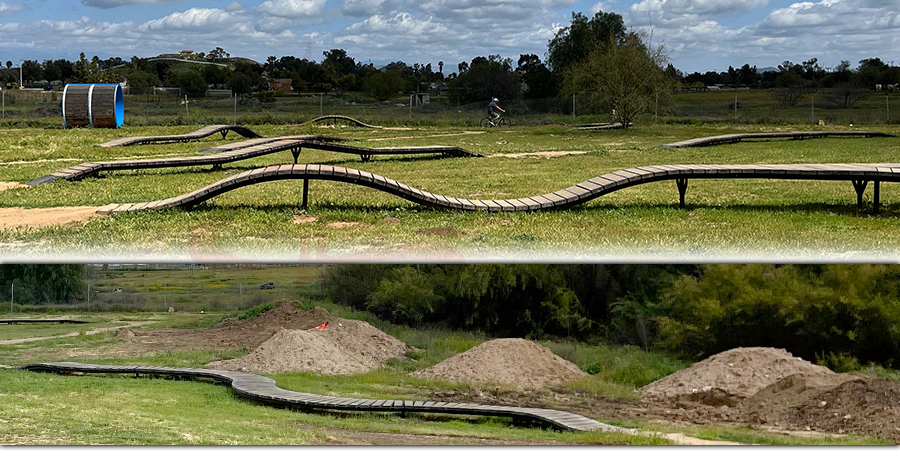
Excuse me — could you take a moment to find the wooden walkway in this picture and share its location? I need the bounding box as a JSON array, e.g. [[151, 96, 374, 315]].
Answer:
[[98, 125, 264, 147], [27, 137, 478, 186], [658, 131, 895, 148], [0, 319, 88, 324], [20, 362, 626, 433], [92, 162, 900, 215], [300, 115, 382, 128]]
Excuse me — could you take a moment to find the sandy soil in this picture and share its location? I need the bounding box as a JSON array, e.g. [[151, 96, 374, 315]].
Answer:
[[0, 206, 105, 230], [0, 182, 29, 191], [490, 151, 590, 159], [411, 338, 588, 389], [0, 321, 154, 345]]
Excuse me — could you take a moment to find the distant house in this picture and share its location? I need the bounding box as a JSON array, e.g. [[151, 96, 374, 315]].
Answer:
[[271, 78, 292, 92]]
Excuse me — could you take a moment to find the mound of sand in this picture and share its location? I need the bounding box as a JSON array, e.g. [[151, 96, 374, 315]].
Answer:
[[205, 318, 410, 375], [642, 347, 834, 400], [410, 338, 588, 389]]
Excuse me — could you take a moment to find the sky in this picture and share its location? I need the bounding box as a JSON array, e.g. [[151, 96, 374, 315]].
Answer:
[[0, 0, 898, 74]]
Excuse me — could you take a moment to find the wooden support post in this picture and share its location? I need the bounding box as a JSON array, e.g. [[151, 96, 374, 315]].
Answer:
[[852, 180, 869, 209], [874, 180, 880, 214], [676, 178, 688, 209], [302, 179, 309, 209]]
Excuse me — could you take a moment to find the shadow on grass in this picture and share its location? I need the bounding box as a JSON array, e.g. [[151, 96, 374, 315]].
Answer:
[[578, 201, 898, 218]]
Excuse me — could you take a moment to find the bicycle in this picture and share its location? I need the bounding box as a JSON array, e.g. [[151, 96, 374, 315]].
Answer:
[[480, 114, 511, 128]]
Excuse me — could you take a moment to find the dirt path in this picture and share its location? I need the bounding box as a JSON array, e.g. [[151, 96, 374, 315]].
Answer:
[[0, 206, 105, 230], [0, 321, 154, 345], [367, 131, 486, 141], [0, 182, 29, 191]]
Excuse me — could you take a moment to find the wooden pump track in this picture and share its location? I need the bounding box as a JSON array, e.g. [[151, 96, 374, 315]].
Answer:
[[0, 319, 88, 324], [20, 362, 626, 433], [658, 130, 895, 148], [98, 125, 265, 147], [300, 115, 383, 128], [91, 162, 900, 215], [26, 137, 481, 186]]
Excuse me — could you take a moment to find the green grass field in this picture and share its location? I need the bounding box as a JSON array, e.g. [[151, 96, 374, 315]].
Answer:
[[2, 266, 896, 445], [2, 121, 899, 261]]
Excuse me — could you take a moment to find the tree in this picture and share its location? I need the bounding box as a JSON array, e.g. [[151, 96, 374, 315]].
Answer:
[[363, 70, 407, 101], [517, 54, 554, 99], [449, 55, 522, 104], [0, 264, 85, 305], [546, 10, 626, 74], [207, 47, 230, 61], [561, 32, 672, 129], [228, 72, 253, 96], [174, 69, 208, 96], [773, 70, 809, 106]]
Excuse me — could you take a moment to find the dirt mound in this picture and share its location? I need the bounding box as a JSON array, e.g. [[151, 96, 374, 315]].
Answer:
[[642, 347, 834, 401], [206, 318, 410, 375], [745, 372, 861, 426], [119, 300, 334, 351], [785, 378, 900, 442], [410, 338, 588, 389]]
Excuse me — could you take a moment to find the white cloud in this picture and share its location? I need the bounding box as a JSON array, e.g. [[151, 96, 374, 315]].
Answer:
[[82, 0, 182, 8], [254, 0, 328, 18], [0, 1, 25, 16], [224, 2, 245, 13], [139, 8, 243, 32]]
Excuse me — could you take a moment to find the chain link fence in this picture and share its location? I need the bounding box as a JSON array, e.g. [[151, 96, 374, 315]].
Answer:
[[0, 87, 895, 127]]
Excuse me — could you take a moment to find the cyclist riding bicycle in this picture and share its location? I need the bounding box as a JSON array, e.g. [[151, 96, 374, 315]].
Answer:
[[487, 98, 505, 126]]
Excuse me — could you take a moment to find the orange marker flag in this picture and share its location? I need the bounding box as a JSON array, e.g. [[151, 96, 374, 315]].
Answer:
[[316, 322, 329, 329]]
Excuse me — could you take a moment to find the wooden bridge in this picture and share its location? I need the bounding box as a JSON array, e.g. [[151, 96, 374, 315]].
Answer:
[[91, 162, 899, 215], [21, 362, 626, 433], [98, 125, 264, 147], [658, 131, 895, 148], [26, 137, 480, 186]]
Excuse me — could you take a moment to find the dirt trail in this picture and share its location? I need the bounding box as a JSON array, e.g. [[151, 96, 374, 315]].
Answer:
[[0, 320, 154, 345], [0, 206, 105, 230]]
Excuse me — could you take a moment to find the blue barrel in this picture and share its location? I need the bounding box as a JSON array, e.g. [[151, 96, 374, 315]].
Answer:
[[62, 83, 124, 128]]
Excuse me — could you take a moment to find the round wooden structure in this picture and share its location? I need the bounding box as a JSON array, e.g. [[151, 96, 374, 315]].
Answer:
[[62, 83, 124, 128]]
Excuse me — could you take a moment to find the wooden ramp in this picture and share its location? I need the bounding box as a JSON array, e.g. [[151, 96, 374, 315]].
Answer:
[[21, 362, 626, 433], [92, 162, 900, 215], [300, 115, 382, 128], [28, 137, 481, 186], [658, 131, 895, 148], [98, 125, 264, 147]]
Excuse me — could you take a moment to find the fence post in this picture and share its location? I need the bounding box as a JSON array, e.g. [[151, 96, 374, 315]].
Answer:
[[409, 94, 413, 121], [234, 93, 237, 125], [572, 94, 576, 119], [185, 95, 189, 120], [320, 93, 323, 115], [1, 89, 4, 119], [887, 95, 890, 123]]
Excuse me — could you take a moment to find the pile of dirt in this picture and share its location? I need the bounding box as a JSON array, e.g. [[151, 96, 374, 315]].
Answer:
[[118, 300, 337, 351], [410, 338, 588, 389], [642, 347, 834, 401], [752, 376, 900, 442], [206, 318, 410, 375]]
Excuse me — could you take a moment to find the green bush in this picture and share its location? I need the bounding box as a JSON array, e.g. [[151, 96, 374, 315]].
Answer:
[[237, 302, 275, 320]]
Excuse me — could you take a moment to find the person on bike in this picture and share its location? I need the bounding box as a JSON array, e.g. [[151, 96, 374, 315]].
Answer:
[[487, 98, 505, 126]]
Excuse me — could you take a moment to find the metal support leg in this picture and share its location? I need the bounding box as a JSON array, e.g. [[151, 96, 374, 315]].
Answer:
[[219, 130, 228, 140], [302, 179, 309, 209], [291, 147, 302, 164], [360, 154, 371, 163], [874, 180, 880, 214], [212, 163, 222, 171], [852, 180, 868, 209], [676, 178, 688, 209]]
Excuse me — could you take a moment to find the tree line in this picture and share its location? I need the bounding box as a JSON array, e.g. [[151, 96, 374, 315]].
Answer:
[[320, 264, 900, 371], [1, 10, 897, 115]]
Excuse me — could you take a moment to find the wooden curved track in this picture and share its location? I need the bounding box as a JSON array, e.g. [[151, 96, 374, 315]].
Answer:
[[92, 162, 900, 215], [27, 137, 479, 186], [21, 362, 625, 432], [658, 131, 895, 148], [301, 115, 382, 128], [99, 125, 264, 147]]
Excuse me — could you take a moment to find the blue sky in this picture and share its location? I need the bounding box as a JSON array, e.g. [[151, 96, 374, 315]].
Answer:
[[0, 0, 897, 73]]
